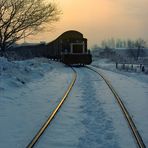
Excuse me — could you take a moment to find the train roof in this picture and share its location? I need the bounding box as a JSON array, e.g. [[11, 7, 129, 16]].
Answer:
[[58, 30, 83, 40], [48, 30, 85, 45]]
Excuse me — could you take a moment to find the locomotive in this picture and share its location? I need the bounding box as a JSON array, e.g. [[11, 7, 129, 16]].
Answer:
[[46, 30, 92, 65], [7, 30, 92, 65]]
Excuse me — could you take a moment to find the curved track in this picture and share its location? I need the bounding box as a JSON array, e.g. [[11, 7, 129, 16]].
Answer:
[[86, 65, 146, 148], [26, 67, 77, 148]]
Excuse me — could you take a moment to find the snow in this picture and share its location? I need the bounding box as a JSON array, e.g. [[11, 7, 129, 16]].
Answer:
[[0, 57, 73, 147], [0, 56, 147, 147], [92, 58, 148, 146], [35, 67, 135, 148]]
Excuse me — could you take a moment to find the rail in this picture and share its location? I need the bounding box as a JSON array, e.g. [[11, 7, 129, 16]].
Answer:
[[26, 67, 77, 148], [86, 65, 146, 148]]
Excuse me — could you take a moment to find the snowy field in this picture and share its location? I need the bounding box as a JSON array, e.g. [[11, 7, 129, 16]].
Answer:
[[0, 57, 73, 147], [0, 57, 148, 147], [92, 58, 148, 146]]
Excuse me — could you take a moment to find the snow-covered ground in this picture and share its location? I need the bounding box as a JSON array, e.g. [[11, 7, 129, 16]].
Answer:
[[0, 57, 73, 147], [36, 67, 136, 148], [0, 57, 147, 147], [92, 58, 148, 146]]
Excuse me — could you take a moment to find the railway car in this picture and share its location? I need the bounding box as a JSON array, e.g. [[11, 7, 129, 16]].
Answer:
[[46, 30, 92, 65]]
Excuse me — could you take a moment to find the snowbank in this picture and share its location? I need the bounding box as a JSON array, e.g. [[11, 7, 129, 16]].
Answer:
[[0, 57, 53, 91]]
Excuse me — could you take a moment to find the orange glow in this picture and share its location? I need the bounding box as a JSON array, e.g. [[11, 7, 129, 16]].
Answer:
[[29, 0, 148, 47]]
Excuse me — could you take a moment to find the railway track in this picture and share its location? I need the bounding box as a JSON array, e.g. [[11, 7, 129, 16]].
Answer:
[[86, 65, 146, 148], [26, 65, 145, 148], [26, 67, 77, 148]]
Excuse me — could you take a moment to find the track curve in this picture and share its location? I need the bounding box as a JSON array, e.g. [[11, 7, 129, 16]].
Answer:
[[26, 67, 77, 148], [86, 65, 146, 148]]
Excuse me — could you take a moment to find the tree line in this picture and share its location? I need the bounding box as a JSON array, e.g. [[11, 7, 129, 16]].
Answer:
[[92, 38, 147, 61], [101, 38, 147, 49]]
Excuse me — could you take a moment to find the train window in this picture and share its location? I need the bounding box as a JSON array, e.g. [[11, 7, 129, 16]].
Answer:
[[73, 44, 83, 53], [71, 43, 84, 53]]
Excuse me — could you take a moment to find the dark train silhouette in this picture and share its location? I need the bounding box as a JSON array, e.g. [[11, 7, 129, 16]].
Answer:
[[46, 30, 92, 65], [8, 30, 92, 65]]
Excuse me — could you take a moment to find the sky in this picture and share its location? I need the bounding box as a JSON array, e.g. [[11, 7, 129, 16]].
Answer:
[[27, 0, 148, 48]]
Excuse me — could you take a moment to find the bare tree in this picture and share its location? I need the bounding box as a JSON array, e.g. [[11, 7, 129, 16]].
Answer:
[[0, 0, 61, 53], [101, 38, 115, 49], [127, 39, 136, 59], [127, 38, 146, 60], [135, 38, 146, 60], [127, 39, 135, 49]]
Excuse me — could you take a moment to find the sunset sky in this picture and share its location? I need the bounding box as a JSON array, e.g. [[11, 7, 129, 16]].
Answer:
[[28, 0, 148, 48]]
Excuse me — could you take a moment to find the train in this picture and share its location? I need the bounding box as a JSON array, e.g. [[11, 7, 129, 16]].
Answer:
[[46, 30, 92, 65], [7, 30, 92, 65]]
